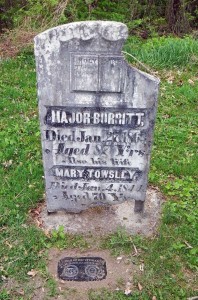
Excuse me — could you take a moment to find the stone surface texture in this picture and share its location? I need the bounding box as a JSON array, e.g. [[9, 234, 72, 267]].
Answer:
[[34, 21, 160, 213], [40, 187, 163, 236]]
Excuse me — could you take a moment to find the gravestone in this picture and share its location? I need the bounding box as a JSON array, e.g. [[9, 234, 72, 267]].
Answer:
[[34, 21, 160, 214]]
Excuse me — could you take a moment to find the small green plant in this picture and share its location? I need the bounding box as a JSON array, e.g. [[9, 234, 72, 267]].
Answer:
[[48, 225, 87, 249], [46, 277, 58, 297], [101, 228, 144, 255], [51, 225, 65, 240], [0, 289, 11, 300]]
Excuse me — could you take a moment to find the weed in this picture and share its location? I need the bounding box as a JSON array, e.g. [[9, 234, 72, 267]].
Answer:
[[49, 226, 87, 249], [101, 228, 144, 256], [0, 290, 11, 300], [46, 277, 58, 297]]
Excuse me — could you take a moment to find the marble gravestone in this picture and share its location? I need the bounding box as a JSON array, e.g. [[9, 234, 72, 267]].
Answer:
[[34, 21, 160, 214]]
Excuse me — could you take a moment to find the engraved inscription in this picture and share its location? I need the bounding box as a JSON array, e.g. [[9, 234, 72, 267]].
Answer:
[[50, 166, 142, 182], [44, 106, 150, 207], [58, 257, 107, 281], [71, 54, 98, 91], [61, 265, 79, 278], [45, 107, 146, 128], [99, 57, 123, 92], [70, 54, 124, 93]]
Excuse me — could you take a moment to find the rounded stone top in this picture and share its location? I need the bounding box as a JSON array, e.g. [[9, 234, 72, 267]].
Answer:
[[35, 21, 128, 43]]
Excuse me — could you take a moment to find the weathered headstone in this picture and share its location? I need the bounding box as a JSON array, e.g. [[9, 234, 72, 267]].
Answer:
[[34, 21, 159, 213]]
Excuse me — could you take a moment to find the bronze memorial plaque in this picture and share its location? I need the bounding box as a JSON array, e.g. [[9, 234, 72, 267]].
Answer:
[[57, 257, 107, 281]]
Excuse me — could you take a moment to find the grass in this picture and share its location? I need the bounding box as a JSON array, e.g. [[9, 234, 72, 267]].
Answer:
[[0, 36, 198, 299], [124, 36, 198, 69]]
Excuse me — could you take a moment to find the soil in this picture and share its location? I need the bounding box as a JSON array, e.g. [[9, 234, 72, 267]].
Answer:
[[0, 29, 36, 58], [2, 248, 142, 300], [37, 187, 164, 237], [47, 248, 140, 300]]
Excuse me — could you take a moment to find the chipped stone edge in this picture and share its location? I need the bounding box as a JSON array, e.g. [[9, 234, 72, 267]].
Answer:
[[34, 21, 128, 44]]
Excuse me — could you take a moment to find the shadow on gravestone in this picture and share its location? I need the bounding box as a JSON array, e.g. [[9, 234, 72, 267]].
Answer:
[[34, 21, 160, 214]]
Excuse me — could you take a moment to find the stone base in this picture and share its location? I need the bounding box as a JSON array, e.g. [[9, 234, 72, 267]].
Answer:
[[40, 187, 163, 236]]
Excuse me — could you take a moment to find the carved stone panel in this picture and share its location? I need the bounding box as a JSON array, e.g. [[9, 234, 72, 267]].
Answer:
[[99, 56, 123, 92], [71, 54, 98, 92]]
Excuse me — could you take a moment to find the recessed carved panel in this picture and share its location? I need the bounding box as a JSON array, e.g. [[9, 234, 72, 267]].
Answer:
[[70, 54, 124, 93]]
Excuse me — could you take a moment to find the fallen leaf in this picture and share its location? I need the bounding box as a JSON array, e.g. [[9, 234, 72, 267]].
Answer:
[[184, 241, 193, 249], [5, 241, 12, 249], [27, 269, 38, 277], [167, 75, 174, 84], [34, 209, 40, 215], [139, 263, 144, 271], [117, 256, 123, 260], [162, 114, 170, 119], [21, 224, 28, 228], [124, 287, 132, 295], [188, 79, 194, 85], [138, 282, 143, 291], [2, 160, 13, 168], [117, 256, 123, 263], [44, 229, 50, 237], [167, 80, 172, 84], [18, 290, 25, 295], [132, 243, 138, 256], [36, 219, 43, 227]]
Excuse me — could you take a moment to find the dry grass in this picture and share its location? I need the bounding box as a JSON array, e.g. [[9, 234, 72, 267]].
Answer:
[[0, 29, 36, 58], [0, 0, 70, 59]]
